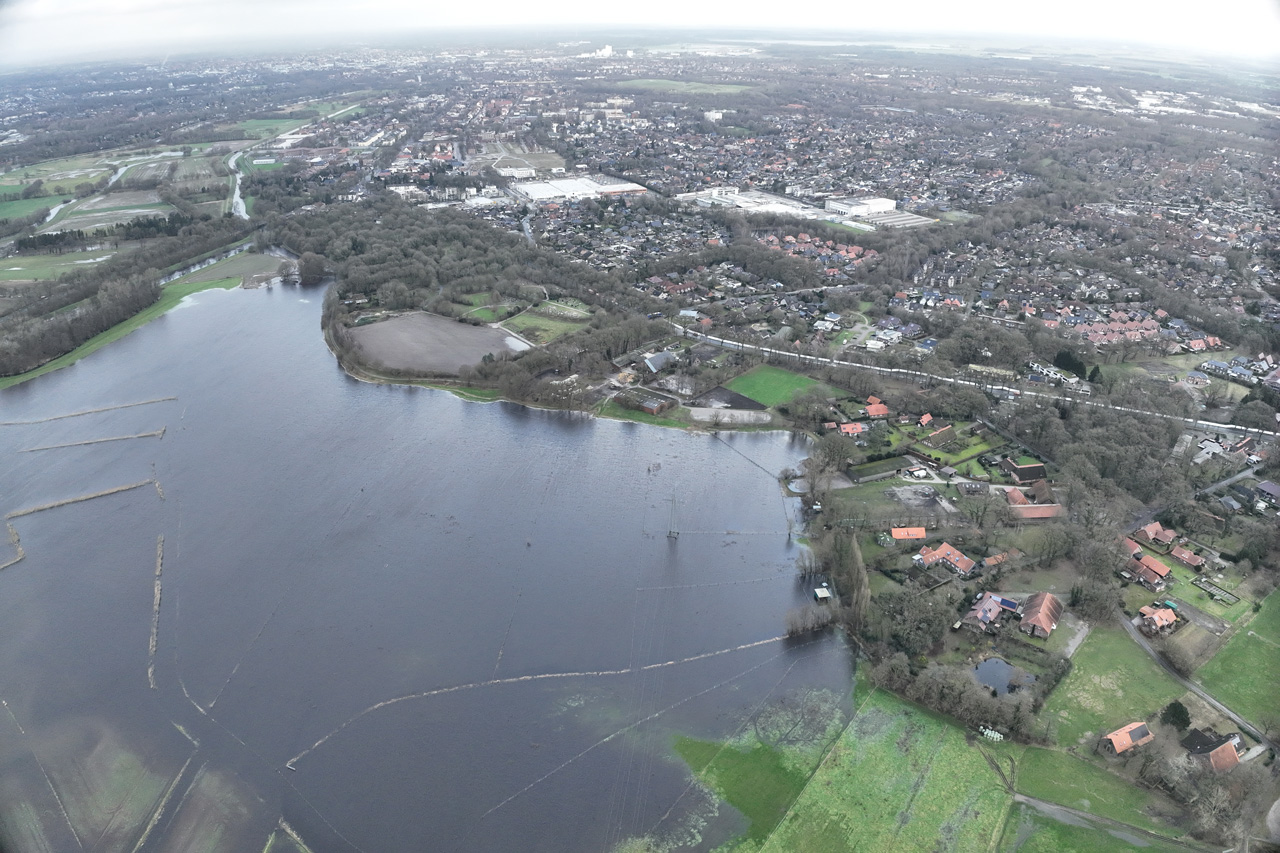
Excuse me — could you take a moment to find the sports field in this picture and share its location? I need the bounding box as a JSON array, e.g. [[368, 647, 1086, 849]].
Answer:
[[724, 365, 828, 408]]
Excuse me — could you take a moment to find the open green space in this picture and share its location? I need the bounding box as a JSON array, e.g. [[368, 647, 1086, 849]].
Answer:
[[500, 309, 587, 344], [758, 687, 1012, 853], [615, 78, 753, 94], [997, 801, 1187, 853], [1039, 626, 1183, 749], [0, 277, 239, 389], [0, 196, 61, 221], [725, 365, 827, 408], [596, 399, 688, 429], [1015, 748, 1183, 837], [1196, 589, 1280, 725], [0, 248, 117, 281]]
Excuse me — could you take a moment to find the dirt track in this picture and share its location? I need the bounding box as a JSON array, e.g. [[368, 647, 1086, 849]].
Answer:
[[348, 312, 528, 375]]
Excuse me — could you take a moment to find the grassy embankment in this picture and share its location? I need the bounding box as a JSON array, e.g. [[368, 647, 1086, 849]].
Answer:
[[596, 399, 689, 429], [1196, 589, 1280, 725], [0, 277, 240, 389], [0, 251, 279, 389]]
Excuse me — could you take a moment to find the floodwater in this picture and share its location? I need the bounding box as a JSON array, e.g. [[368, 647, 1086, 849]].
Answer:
[[0, 287, 853, 852]]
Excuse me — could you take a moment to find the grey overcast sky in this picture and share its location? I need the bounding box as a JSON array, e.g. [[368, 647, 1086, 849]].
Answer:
[[0, 0, 1278, 68]]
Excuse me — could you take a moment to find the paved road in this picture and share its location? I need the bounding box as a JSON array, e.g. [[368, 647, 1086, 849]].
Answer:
[[1116, 610, 1276, 753], [1012, 794, 1212, 851], [672, 325, 1280, 441], [1196, 464, 1261, 497]]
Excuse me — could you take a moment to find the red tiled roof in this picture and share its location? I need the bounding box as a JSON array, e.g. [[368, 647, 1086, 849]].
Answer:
[[891, 527, 926, 540], [1105, 722, 1154, 754]]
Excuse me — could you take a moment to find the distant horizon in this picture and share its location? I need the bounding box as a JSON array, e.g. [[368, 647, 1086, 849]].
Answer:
[[0, 0, 1278, 72]]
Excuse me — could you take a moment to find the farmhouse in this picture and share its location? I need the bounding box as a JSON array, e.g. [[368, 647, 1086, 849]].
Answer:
[[1102, 721, 1155, 755], [999, 458, 1047, 484], [1019, 592, 1062, 638], [915, 542, 976, 576]]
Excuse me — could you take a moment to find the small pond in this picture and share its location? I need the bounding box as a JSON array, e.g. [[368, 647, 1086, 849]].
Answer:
[[973, 657, 1037, 695]]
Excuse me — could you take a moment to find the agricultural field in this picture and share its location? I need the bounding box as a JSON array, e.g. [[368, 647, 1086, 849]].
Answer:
[[500, 308, 587, 344], [0, 196, 63, 221], [1014, 748, 1185, 837], [0, 152, 114, 193], [758, 687, 1012, 853], [724, 365, 829, 408], [0, 248, 117, 282], [1195, 589, 1280, 725], [167, 251, 283, 287], [616, 78, 753, 95], [1039, 626, 1183, 749]]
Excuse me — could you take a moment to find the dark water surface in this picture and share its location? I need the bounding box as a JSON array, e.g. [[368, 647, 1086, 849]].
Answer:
[[0, 287, 853, 852]]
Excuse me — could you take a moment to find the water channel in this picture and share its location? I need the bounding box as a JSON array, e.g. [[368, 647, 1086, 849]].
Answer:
[[0, 286, 853, 851]]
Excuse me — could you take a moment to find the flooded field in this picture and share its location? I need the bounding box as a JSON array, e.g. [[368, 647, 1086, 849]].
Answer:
[[0, 286, 853, 851]]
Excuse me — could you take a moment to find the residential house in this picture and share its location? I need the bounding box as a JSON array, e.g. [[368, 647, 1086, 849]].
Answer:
[[999, 458, 1047, 484], [1139, 605, 1177, 634], [1102, 722, 1155, 755], [864, 403, 890, 419], [981, 550, 1019, 572], [924, 425, 956, 448], [918, 413, 934, 428], [915, 542, 977, 576], [890, 527, 927, 541], [1170, 545, 1205, 571], [1019, 592, 1062, 638], [1134, 554, 1172, 591], [1180, 729, 1242, 773], [1028, 480, 1056, 504], [1121, 538, 1143, 559], [1256, 480, 1280, 506], [963, 591, 1020, 633], [1135, 522, 1176, 548]]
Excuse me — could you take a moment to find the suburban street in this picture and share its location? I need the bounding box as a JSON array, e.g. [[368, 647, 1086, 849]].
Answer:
[[673, 325, 1280, 441]]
